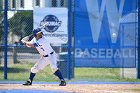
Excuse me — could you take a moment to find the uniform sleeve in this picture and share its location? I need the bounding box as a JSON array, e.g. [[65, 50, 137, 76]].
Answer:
[[30, 38, 38, 47]]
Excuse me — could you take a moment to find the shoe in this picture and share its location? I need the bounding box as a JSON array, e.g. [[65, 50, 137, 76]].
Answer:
[[23, 80, 32, 85], [59, 80, 66, 86]]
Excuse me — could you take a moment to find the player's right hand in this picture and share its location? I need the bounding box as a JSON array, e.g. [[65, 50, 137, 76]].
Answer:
[[21, 36, 30, 43], [21, 39, 26, 43]]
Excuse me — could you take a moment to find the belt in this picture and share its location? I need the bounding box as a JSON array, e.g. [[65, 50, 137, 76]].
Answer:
[[43, 52, 54, 57]]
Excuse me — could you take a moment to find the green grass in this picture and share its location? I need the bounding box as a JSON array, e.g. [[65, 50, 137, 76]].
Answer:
[[73, 68, 140, 82], [0, 63, 58, 82], [73, 68, 120, 81], [130, 89, 140, 92], [0, 63, 140, 82]]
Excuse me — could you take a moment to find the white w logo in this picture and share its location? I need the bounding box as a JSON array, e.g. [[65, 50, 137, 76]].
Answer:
[[86, 0, 125, 43]]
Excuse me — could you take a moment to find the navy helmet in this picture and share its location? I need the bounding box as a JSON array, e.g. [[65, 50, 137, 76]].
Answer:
[[32, 28, 42, 37]]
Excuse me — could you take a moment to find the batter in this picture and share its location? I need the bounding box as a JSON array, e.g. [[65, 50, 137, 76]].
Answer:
[[21, 28, 66, 86]]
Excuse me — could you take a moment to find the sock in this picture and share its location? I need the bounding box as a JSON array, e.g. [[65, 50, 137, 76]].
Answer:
[[54, 70, 64, 81], [29, 72, 36, 82]]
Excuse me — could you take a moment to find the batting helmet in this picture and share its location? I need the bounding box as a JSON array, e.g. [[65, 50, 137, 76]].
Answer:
[[32, 28, 41, 37]]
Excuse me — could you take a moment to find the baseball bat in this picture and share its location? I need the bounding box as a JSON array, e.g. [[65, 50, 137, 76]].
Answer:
[[27, 22, 48, 38]]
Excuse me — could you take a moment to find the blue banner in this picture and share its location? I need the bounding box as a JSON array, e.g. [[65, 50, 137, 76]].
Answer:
[[74, 0, 137, 67]]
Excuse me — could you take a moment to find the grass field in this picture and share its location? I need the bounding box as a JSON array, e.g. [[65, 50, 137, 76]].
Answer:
[[0, 63, 140, 93], [0, 63, 140, 82]]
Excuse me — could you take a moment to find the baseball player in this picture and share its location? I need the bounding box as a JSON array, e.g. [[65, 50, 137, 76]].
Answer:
[[21, 28, 66, 86]]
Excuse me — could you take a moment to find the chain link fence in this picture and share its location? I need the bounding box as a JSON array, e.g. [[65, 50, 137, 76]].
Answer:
[[73, 0, 139, 82], [0, 0, 74, 82], [0, 0, 139, 83], [0, 0, 4, 81]]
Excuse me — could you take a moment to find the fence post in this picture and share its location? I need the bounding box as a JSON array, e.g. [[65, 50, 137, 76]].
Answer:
[[138, 0, 140, 79], [4, 0, 8, 80], [13, 47, 17, 64], [67, 0, 72, 80]]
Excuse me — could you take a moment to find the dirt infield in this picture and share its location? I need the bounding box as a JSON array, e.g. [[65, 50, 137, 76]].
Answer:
[[0, 84, 140, 93]]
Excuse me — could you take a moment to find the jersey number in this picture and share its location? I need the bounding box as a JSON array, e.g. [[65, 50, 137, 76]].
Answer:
[[40, 47, 45, 51]]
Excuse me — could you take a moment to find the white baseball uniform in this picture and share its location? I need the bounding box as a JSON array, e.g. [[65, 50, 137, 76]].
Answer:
[[30, 35, 58, 73]]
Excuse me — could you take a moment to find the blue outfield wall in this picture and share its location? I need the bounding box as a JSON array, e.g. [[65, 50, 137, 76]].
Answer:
[[74, 0, 137, 68]]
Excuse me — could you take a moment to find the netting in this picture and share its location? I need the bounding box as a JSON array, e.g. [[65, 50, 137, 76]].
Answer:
[[0, 0, 72, 82]]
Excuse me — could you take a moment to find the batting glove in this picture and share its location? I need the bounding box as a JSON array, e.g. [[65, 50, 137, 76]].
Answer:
[[21, 39, 26, 43], [21, 36, 29, 43]]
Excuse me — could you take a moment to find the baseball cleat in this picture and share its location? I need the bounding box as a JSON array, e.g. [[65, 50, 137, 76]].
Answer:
[[22, 80, 32, 85], [59, 80, 66, 86]]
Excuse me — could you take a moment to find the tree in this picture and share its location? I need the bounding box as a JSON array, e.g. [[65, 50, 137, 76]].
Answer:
[[0, 11, 4, 44], [8, 11, 33, 41], [0, 0, 3, 9], [0, 0, 4, 44]]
